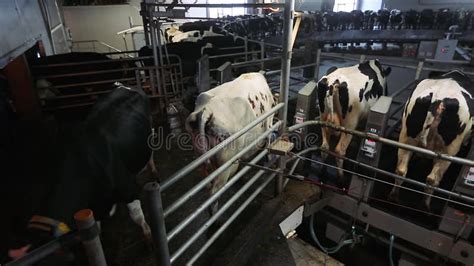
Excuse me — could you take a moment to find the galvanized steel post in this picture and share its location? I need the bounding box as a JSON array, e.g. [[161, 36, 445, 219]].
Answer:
[[144, 182, 171, 266], [314, 48, 321, 80], [415, 60, 424, 80], [276, 0, 295, 195], [74, 209, 106, 266]]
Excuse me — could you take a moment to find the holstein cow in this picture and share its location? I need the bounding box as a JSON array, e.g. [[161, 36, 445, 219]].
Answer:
[[389, 71, 474, 210], [317, 60, 391, 180], [185, 73, 275, 214], [7, 85, 157, 261]]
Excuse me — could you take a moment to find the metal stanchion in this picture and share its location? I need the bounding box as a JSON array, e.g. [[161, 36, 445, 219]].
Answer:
[[415, 60, 424, 80], [314, 48, 321, 80], [276, 0, 295, 196], [144, 182, 171, 266], [74, 209, 106, 266]]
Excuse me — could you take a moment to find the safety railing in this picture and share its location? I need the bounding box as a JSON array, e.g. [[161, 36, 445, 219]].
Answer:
[[31, 54, 184, 112], [288, 120, 474, 207], [6, 209, 106, 266], [143, 103, 283, 265], [71, 40, 134, 59]]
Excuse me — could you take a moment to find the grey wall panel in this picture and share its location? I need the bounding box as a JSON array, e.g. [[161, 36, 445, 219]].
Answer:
[[0, 0, 54, 68], [62, 5, 143, 51]]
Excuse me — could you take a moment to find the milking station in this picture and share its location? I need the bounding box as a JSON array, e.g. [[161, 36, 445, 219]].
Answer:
[[2, 0, 474, 265]]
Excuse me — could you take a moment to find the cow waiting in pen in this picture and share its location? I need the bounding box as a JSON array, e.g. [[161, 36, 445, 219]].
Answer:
[[389, 70, 474, 210], [317, 60, 391, 181], [185, 73, 275, 214], [6, 85, 157, 262]]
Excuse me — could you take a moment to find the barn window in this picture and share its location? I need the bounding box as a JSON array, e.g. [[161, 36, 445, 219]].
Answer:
[[208, 0, 246, 18], [333, 0, 357, 12]]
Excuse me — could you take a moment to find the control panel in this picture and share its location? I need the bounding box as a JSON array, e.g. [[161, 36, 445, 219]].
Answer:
[[439, 143, 474, 239], [349, 96, 392, 201]]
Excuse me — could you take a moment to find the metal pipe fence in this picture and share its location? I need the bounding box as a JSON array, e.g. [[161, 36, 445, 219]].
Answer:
[[166, 148, 269, 241], [140, 2, 293, 265], [290, 120, 474, 167], [163, 121, 281, 218], [5, 210, 105, 266]]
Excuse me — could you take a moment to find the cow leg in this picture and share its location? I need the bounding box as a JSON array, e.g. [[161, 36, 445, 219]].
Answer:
[[320, 126, 331, 162], [127, 199, 152, 242], [334, 132, 353, 180], [389, 146, 413, 202], [208, 165, 236, 216], [424, 159, 451, 210]]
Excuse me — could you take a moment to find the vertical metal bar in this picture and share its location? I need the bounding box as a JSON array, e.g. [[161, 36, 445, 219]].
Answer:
[[74, 209, 106, 266], [415, 60, 424, 80], [314, 48, 321, 80], [359, 54, 366, 63], [244, 36, 249, 61], [141, 2, 150, 46], [149, 15, 164, 111], [260, 40, 265, 70], [135, 69, 142, 90], [144, 182, 171, 266], [276, 0, 295, 195]]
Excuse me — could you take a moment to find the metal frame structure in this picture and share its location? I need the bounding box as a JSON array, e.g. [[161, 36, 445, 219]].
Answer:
[[6, 209, 106, 266], [31, 54, 184, 112], [139, 0, 295, 265]]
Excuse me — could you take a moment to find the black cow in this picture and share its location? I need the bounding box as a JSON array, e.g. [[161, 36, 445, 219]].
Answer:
[[363, 10, 377, 30], [436, 8, 454, 30], [404, 10, 419, 29], [337, 11, 352, 30], [377, 9, 390, 30], [420, 9, 435, 29], [5, 85, 157, 263], [179, 20, 223, 35], [350, 10, 364, 30], [454, 9, 473, 31], [324, 11, 338, 31], [139, 42, 209, 77], [389, 9, 403, 30]]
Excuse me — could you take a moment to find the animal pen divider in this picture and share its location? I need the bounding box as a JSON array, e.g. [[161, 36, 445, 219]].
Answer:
[[6, 209, 107, 266], [31, 54, 184, 112], [140, 1, 294, 265]]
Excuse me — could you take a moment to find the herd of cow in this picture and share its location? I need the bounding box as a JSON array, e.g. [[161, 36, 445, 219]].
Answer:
[[179, 8, 474, 39], [297, 8, 474, 32], [2, 57, 473, 263]]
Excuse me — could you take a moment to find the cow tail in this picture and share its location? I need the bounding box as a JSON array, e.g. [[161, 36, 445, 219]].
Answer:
[[332, 85, 343, 123], [198, 108, 212, 154]]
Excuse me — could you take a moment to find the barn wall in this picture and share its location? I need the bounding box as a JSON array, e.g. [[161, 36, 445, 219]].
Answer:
[[0, 0, 55, 68], [382, 0, 474, 11], [62, 5, 142, 52]]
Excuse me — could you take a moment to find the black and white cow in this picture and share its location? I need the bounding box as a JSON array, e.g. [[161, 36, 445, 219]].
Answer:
[[185, 73, 275, 214], [7, 85, 157, 261], [317, 60, 391, 180], [389, 70, 474, 210]]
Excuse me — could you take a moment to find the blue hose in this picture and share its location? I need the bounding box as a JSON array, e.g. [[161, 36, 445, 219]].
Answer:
[[389, 234, 395, 266], [309, 213, 354, 254]]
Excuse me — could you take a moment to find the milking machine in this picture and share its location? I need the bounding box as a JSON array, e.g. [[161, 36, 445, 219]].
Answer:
[[280, 94, 474, 265], [438, 143, 474, 242]]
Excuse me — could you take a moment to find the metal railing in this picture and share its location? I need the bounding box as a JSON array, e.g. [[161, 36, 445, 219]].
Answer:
[[32, 55, 184, 111], [138, 3, 294, 265], [6, 210, 106, 266], [288, 120, 474, 208], [71, 40, 134, 58]]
